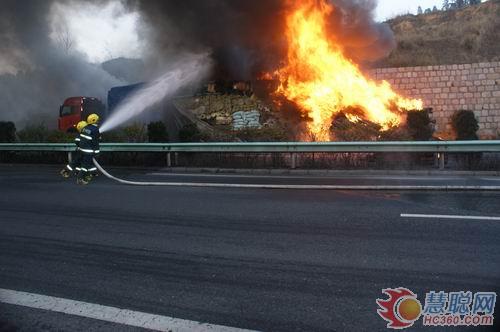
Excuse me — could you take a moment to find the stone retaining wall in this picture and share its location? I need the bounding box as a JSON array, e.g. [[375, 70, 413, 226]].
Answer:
[[369, 62, 500, 138]]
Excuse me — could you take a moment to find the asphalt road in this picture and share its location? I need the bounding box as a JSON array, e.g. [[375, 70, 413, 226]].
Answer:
[[0, 165, 499, 331]]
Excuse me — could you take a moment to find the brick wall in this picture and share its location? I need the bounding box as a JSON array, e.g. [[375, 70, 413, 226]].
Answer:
[[368, 62, 500, 138]]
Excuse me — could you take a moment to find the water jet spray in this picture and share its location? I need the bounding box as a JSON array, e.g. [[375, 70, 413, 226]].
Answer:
[[100, 54, 211, 133]]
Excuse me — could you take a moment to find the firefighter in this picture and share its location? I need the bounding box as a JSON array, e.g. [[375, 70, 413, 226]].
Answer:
[[60, 120, 87, 178], [77, 114, 101, 185]]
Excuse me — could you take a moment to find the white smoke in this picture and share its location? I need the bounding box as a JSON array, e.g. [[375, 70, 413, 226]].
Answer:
[[100, 53, 211, 133]]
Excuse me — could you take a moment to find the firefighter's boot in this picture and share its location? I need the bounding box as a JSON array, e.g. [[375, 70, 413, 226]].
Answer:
[[84, 174, 93, 183], [60, 169, 70, 178], [77, 174, 92, 185]]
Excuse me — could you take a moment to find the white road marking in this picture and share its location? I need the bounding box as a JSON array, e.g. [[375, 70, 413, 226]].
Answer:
[[401, 213, 500, 221], [479, 177, 500, 181], [0, 288, 258, 332], [148, 172, 465, 181]]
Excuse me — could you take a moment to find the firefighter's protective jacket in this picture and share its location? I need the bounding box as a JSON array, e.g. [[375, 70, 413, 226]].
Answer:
[[78, 124, 100, 154], [74, 133, 83, 148]]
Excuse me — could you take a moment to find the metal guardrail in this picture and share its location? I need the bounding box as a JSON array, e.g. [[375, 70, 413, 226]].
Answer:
[[1, 141, 499, 169], [1, 141, 500, 153]]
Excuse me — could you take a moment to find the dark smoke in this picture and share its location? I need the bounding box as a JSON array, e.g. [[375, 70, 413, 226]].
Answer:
[[134, 0, 395, 79], [0, 0, 123, 128], [327, 0, 396, 62], [131, 0, 286, 81]]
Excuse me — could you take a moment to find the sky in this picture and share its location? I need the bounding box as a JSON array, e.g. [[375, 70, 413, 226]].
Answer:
[[376, 0, 446, 21]]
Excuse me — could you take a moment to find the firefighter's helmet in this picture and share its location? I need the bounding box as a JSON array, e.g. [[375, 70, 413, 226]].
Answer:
[[87, 114, 100, 125], [76, 121, 88, 133]]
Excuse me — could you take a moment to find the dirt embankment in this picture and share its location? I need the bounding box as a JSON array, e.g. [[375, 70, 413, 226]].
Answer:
[[377, 0, 500, 67]]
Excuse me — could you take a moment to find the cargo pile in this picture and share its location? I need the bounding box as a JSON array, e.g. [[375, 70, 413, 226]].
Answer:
[[232, 110, 261, 130]]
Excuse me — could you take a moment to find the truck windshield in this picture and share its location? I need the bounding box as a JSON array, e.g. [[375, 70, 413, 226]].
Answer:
[[60, 106, 76, 117]]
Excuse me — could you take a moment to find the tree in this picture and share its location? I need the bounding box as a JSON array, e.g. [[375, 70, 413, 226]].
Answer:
[[455, 0, 467, 8], [432, 5, 439, 12], [424, 8, 432, 14], [442, 0, 450, 10], [418, 6, 423, 14], [469, 0, 481, 5]]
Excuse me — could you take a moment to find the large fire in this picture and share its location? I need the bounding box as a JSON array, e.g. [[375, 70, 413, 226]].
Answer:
[[271, 0, 423, 141]]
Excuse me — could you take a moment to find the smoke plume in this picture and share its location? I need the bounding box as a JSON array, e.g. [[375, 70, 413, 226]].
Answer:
[[0, 0, 123, 128], [134, 0, 395, 79]]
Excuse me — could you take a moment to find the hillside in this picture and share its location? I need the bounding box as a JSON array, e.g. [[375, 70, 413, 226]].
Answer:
[[378, 0, 500, 67]]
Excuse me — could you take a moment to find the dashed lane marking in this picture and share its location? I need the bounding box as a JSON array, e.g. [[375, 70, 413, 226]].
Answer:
[[401, 213, 500, 221], [0, 288, 258, 332]]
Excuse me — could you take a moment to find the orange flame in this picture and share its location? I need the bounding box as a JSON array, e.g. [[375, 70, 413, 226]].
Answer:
[[273, 0, 423, 141]]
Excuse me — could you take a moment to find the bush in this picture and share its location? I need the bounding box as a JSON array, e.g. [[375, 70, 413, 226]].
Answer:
[[147, 121, 169, 142], [407, 108, 434, 140], [17, 123, 73, 143], [101, 124, 149, 143], [0, 121, 16, 142], [179, 123, 202, 142], [122, 124, 147, 143], [451, 110, 481, 168], [17, 124, 49, 142], [47, 130, 73, 143], [451, 110, 479, 140], [101, 130, 126, 143]]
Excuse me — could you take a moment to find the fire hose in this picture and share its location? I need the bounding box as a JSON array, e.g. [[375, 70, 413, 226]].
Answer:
[[93, 159, 500, 190]]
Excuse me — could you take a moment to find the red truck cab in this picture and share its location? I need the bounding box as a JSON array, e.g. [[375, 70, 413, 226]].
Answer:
[[58, 97, 105, 132]]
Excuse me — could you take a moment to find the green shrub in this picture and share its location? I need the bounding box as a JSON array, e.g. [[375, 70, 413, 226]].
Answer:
[[101, 124, 149, 143], [101, 130, 125, 143], [17, 124, 50, 142], [17, 123, 73, 143], [0, 121, 16, 142], [407, 108, 434, 140], [451, 110, 479, 140], [122, 123, 147, 143], [147, 121, 169, 142], [47, 130, 73, 143], [179, 123, 202, 142]]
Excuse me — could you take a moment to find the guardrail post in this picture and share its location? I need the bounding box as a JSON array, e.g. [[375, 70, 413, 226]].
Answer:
[[174, 152, 178, 166], [166, 152, 172, 167], [67, 151, 72, 164], [291, 153, 297, 169], [438, 153, 445, 170]]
